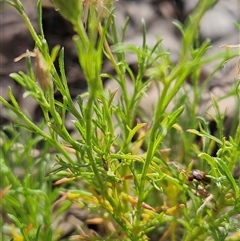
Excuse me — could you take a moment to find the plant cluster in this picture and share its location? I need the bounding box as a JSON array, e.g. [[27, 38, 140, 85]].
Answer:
[[1, 0, 240, 240]]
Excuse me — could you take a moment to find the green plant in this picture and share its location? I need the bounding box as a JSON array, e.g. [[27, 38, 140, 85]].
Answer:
[[1, 0, 239, 240]]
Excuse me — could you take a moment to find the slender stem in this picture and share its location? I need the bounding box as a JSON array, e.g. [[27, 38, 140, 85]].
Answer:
[[98, 24, 130, 126], [13, 1, 42, 48], [85, 91, 104, 188], [74, 21, 89, 48]]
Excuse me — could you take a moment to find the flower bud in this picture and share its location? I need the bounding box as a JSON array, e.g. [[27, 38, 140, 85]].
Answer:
[[53, 0, 81, 24]]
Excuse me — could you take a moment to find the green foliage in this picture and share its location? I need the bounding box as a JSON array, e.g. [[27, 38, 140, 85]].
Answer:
[[52, 0, 82, 25], [1, 0, 240, 240]]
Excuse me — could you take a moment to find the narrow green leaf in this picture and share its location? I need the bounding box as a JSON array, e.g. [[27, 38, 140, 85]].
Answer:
[[35, 224, 42, 241], [7, 87, 21, 110], [7, 214, 23, 228], [50, 45, 61, 63], [198, 153, 218, 171], [7, 214, 30, 241], [126, 123, 147, 145], [215, 158, 239, 200], [188, 123, 223, 145]]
